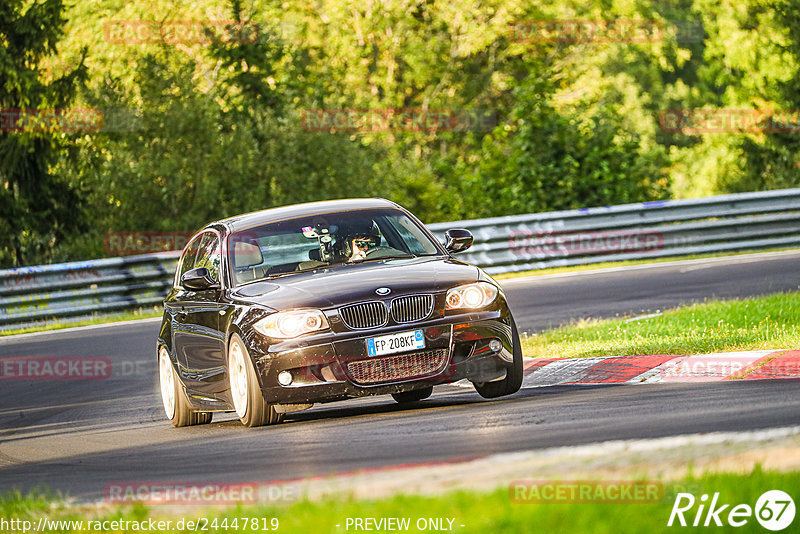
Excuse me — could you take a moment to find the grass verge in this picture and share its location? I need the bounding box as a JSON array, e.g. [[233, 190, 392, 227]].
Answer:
[[0, 308, 163, 337], [0, 469, 795, 533], [521, 292, 800, 359]]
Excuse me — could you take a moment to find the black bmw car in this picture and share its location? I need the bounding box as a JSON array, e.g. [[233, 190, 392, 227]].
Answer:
[[157, 198, 522, 427]]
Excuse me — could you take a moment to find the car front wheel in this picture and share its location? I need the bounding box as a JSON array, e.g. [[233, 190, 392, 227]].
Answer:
[[473, 319, 523, 399], [228, 333, 283, 427]]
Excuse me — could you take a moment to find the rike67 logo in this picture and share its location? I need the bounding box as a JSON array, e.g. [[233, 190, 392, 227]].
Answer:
[[668, 490, 795, 531]]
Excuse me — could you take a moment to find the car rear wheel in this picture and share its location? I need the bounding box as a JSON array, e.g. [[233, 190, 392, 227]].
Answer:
[[473, 319, 523, 399], [391, 386, 433, 403], [228, 333, 283, 427], [158, 347, 213, 427]]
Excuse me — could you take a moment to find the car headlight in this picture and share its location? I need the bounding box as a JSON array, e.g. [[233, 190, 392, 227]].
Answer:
[[446, 282, 499, 310], [254, 309, 329, 339]]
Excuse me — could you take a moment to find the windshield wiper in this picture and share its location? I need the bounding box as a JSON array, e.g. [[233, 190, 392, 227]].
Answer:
[[352, 253, 417, 264], [264, 271, 300, 280], [266, 262, 335, 278]]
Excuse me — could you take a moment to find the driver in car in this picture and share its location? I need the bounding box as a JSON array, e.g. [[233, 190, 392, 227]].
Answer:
[[336, 221, 381, 262], [349, 235, 378, 262]]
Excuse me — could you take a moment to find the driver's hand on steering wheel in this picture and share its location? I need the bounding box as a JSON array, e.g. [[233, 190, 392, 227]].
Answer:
[[348, 237, 376, 262]]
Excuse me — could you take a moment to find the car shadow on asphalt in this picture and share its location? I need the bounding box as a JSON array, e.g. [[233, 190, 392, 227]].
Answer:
[[256, 382, 632, 427]]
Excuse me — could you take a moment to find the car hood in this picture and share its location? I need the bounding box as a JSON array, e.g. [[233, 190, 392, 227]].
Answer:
[[228, 257, 480, 310]]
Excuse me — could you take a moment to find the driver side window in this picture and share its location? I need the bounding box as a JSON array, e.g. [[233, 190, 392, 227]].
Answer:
[[194, 233, 221, 282], [176, 235, 203, 285], [176, 232, 220, 287]]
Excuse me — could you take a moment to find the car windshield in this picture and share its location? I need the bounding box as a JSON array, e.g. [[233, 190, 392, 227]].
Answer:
[[228, 208, 442, 286]]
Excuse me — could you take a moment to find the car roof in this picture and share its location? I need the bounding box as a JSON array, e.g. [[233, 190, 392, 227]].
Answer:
[[208, 198, 404, 233]]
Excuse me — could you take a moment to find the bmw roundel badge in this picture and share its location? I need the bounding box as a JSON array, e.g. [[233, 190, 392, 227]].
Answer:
[[375, 287, 391, 296]]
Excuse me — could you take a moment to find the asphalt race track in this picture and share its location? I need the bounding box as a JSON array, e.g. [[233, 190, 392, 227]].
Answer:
[[1, 251, 800, 501]]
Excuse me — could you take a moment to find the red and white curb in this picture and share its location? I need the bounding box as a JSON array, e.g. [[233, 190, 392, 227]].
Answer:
[[519, 350, 800, 388]]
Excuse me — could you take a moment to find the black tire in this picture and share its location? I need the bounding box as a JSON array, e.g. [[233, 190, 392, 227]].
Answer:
[[391, 386, 433, 403], [228, 333, 284, 427], [473, 319, 523, 399], [158, 347, 213, 427]]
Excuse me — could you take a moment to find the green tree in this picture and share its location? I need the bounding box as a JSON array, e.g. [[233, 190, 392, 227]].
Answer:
[[33, 0, 800, 264], [729, 0, 800, 192], [668, 0, 800, 196], [62, 2, 437, 258], [461, 74, 669, 218], [0, 0, 88, 267]]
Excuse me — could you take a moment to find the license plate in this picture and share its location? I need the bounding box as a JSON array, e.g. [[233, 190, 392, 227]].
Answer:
[[366, 330, 425, 357]]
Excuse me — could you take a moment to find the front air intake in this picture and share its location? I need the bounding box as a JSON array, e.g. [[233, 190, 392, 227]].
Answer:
[[346, 349, 449, 385]]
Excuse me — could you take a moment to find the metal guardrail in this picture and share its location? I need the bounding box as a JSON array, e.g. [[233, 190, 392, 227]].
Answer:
[[2, 188, 799, 330], [428, 188, 800, 275], [0, 252, 180, 331]]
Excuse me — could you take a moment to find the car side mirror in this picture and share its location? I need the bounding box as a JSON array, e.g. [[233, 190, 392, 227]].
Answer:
[[444, 229, 473, 253], [181, 267, 220, 290]]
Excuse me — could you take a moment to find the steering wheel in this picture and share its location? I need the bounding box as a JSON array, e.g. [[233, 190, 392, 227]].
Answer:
[[365, 245, 407, 258], [367, 245, 396, 258]]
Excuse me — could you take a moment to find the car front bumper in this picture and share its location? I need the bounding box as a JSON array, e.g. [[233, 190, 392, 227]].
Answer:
[[245, 309, 515, 405]]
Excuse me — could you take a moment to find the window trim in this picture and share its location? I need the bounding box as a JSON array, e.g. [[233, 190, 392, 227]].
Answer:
[[226, 208, 447, 287], [173, 229, 225, 290]]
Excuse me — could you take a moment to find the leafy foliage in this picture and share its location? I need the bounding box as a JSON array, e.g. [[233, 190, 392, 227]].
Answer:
[[0, 0, 87, 266], [3, 0, 799, 266]]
